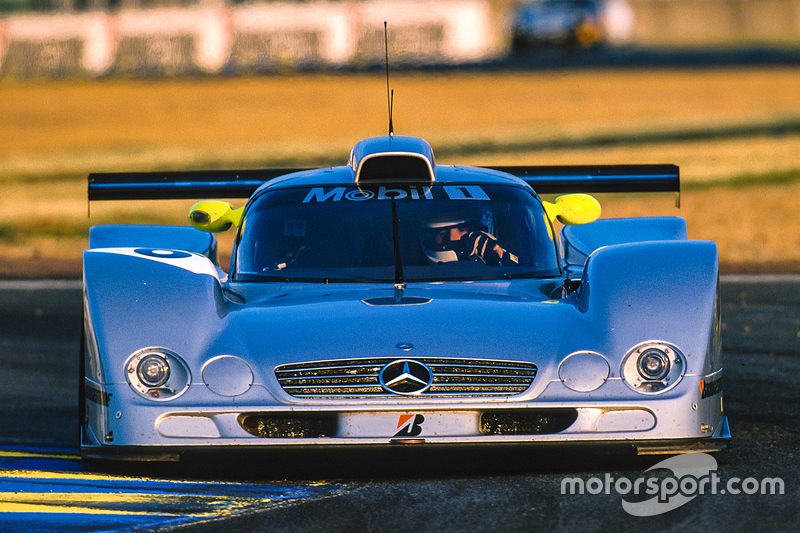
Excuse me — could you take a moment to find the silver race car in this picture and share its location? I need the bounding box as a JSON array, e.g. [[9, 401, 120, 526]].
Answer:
[[81, 135, 729, 461]]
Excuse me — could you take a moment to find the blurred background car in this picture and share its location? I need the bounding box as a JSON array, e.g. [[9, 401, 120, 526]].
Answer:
[[511, 0, 606, 50]]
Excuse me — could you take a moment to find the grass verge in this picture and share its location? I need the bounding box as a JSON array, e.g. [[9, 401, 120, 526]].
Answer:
[[2, 68, 799, 276]]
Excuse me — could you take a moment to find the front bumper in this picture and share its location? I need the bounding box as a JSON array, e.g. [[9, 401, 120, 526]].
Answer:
[[83, 373, 729, 461], [81, 401, 730, 461], [82, 416, 730, 462]]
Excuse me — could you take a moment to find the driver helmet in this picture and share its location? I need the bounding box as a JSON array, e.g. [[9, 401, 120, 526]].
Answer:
[[420, 206, 494, 264]]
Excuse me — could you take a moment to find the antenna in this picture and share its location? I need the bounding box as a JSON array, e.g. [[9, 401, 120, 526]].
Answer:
[[384, 21, 394, 137]]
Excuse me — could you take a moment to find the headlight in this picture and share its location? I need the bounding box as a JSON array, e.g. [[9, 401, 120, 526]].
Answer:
[[137, 354, 170, 387], [125, 348, 191, 401], [621, 342, 684, 394], [202, 355, 253, 397], [559, 351, 609, 392], [637, 349, 670, 381]]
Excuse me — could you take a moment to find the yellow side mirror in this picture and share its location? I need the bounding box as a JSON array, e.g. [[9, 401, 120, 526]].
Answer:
[[543, 194, 601, 225], [188, 201, 244, 232]]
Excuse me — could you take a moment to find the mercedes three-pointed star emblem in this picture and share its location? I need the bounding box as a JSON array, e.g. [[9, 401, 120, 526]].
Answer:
[[379, 359, 433, 395]]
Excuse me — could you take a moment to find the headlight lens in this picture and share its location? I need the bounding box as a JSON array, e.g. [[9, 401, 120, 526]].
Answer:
[[621, 342, 684, 394], [137, 354, 170, 387], [637, 349, 670, 381], [125, 348, 191, 401]]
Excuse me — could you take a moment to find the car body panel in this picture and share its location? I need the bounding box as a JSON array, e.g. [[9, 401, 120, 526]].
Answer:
[[561, 216, 688, 277]]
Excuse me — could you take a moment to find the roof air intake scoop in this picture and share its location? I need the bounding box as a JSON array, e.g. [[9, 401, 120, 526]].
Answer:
[[351, 136, 436, 184]]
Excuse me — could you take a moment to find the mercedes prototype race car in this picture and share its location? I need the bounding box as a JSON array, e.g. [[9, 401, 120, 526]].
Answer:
[[81, 135, 729, 461]]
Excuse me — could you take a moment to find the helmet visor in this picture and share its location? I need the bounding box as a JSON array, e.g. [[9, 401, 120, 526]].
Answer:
[[420, 221, 479, 252]]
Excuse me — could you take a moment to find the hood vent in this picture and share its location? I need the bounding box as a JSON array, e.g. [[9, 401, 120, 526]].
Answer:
[[361, 296, 432, 306]]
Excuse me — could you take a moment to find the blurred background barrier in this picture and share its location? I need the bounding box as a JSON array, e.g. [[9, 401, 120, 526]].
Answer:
[[0, 0, 506, 77], [0, 0, 799, 77]]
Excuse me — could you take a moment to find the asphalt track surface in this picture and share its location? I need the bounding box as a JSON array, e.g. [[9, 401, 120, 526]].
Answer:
[[0, 276, 799, 532]]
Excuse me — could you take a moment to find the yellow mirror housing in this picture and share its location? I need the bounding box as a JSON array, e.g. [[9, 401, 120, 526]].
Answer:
[[188, 201, 244, 232], [543, 194, 601, 226]]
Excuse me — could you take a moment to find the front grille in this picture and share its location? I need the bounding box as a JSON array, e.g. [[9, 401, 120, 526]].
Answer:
[[275, 357, 537, 399]]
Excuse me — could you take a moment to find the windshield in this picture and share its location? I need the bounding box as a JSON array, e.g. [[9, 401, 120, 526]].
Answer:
[[234, 183, 560, 282]]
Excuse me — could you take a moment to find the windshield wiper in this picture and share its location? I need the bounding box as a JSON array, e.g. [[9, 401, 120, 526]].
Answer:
[[391, 198, 405, 290]]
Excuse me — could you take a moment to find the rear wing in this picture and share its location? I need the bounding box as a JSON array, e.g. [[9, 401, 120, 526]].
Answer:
[[87, 169, 309, 201], [88, 164, 679, 201], [492, 164, 679, 195]]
